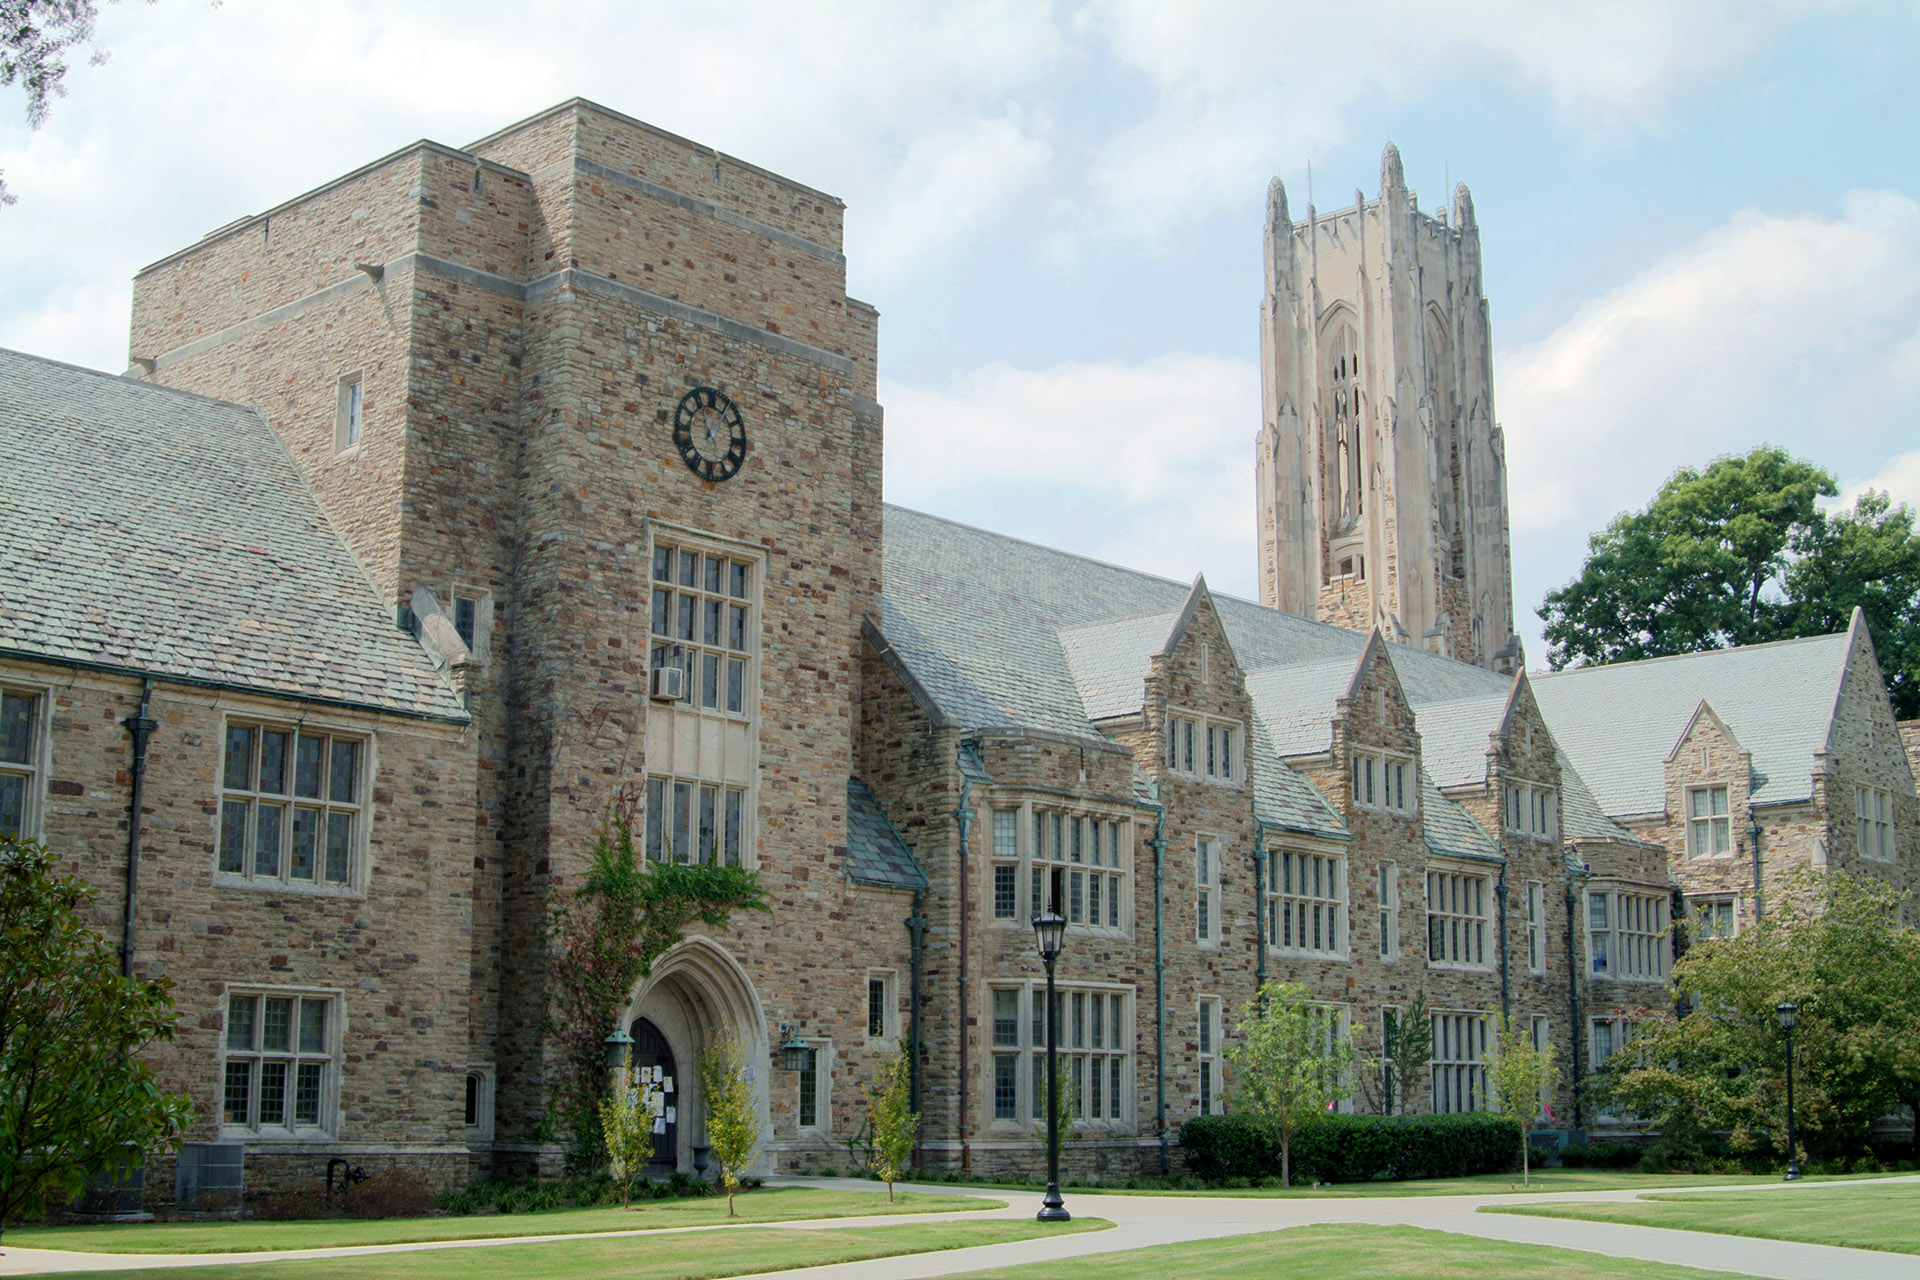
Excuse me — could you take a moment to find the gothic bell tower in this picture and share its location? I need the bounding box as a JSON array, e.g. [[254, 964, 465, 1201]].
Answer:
[[1254, 144, 1519, 671]]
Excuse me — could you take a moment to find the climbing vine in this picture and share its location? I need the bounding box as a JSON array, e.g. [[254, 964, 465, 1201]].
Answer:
[[547, 797, 768, 1163]]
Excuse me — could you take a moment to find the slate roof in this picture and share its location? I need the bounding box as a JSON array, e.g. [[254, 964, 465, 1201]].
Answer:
[[1249, 716, 1348, 839], [0, 348, 467, 722], [1557, 749, 1640, 844], [1422, 775, 1501, 861], [1059, 612, 1179, 721], [1245, 658, 1356, 757], [844, 780, 927, 891], [1531, 632, 1853, 813], [1413, 692, 1510, 789]]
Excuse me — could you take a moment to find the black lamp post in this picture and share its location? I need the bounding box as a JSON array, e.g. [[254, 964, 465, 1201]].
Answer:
[[1776, 1001, 1801, 1181], [1033, 908, 1070, 1223]]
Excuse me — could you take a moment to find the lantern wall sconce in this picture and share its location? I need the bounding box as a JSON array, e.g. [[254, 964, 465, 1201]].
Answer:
[[776, 1022, 813, 1072]]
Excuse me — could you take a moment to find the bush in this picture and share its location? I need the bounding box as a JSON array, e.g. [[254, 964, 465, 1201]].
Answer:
[[1181, 1112, 1522, 1184], [1558, 1140, 1642, 1170], [435, 1172, 748, 1215]]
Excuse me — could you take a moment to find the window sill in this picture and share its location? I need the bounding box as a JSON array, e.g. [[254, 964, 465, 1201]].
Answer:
[[214, 873, 365, 901], [1268, 946, 1349, 962], [1427, 960, 1493, 973], [220, 1126, 338, 1144]]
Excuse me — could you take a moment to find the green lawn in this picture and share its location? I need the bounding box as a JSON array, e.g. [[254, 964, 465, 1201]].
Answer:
[[923, 1168, 1886, 1198], [1485, 1181, 1920, 1255], [947, 1224, 1757, 1279], [7, 1188, 1001, 1254], [9, 1218, 1103, 1280]]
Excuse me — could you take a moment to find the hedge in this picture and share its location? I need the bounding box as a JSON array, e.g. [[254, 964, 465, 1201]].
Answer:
[[1180, 1112, 1523, 1184]]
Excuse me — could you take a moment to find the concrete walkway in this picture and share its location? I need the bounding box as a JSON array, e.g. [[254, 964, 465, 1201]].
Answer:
[[2, 1173, 1916, 1280]]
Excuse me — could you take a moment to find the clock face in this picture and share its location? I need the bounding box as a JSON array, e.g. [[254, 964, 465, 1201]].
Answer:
[[671, 386, 747, 482]]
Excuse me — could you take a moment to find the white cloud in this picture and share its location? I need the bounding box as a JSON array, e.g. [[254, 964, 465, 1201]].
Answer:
[[883, 353, 1262, 595], [1499, 190, 1920, 537], [1839, 449, 1920, 512]]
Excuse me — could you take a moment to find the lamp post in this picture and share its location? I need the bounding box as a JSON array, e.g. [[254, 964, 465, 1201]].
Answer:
[[1033, 908, 1070, 1223], [1776, 1001, 1801, 1181], [605, 1027, 634, 1074]]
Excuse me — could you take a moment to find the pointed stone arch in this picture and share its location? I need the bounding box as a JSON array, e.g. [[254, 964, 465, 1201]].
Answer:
[[622, 937, 771, 1175]]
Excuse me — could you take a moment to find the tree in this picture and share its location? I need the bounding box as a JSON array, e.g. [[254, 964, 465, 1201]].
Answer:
[[1486, 1018, 1558, 1187], [1, 1, 101, 207], [862, 1044, 918, 1201], [599, 1065, 665, 1208], [0, 836, 193, 1239], [1359, 992, 1431, 1117], [1226, 982, 1354, 1187], [546, 802, 767, 1165], [1541, 446, 1920, 718], [1598, 869, 1920, 1165], [695, 1028, 759, 1216]]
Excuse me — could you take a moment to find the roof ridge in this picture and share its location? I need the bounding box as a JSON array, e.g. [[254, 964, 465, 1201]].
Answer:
[[1532, 630, 1850, 680], [885, 503, 1195, 593], [0, 346, 265, 415]]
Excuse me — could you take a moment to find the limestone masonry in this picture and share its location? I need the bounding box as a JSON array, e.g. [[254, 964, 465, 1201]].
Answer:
[[0, 102, 1913, 1200]]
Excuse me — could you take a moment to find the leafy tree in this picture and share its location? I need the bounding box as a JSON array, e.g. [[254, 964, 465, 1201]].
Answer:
[[599, 1065, 665, 1208], [1486, 1018, 1559, 1187], [1, 1, 101, 207], [1598, 869, 1920, 1165], [695, 1028, 759, 1216], [0, 836, 193, 1239], [1359, 992, 1431, 1117], [1226, 981, 1354, 1187], [547, 804, 767, 1164], [861, 1043, 918, 1201], [1541, 446, 1920, 718]]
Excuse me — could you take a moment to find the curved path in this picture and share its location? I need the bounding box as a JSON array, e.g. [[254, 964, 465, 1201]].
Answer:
[[2, 1173, 1916, 1280]]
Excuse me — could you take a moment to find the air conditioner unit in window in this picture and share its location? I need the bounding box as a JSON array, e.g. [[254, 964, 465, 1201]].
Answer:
[[649, 665, 684, 702]]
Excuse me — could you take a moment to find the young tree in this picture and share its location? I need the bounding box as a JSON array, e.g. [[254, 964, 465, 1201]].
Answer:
[[1486, 1018, 1559, 1187], [1226, 981, 1354, 1187], [1599, 869, 1920, 1163], [0, 836, 193, 1240], [1359, 992, 1432, 1116], [599, 1066, 665, 1208], [862, 1044, 918, 1201], [696, 1028, 760, 1216]]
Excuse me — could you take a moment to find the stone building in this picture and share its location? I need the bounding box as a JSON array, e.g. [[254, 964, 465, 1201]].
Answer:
[[1253, 146, 1517, 671], [1, 103, 1915, 1199]]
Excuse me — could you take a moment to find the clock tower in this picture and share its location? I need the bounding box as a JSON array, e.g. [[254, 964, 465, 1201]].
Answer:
[[1253, 144, 1518, 671]]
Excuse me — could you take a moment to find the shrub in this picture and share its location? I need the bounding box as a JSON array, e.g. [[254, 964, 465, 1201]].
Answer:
[[1181, 1112, 1522, 1184], [1558, 1140, 1642, 1170]]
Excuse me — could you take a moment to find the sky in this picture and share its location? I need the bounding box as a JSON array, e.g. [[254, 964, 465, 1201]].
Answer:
[[4, 0, 1918, 671]]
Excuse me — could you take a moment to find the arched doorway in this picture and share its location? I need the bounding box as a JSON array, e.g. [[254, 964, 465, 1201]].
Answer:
[[622, 938, 770, 1175], [630, 1017, 678, 1177]]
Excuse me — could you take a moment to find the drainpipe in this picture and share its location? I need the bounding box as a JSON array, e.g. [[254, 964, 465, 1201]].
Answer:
[[1150, 804, 1169, 1176], [954, 752, 974, 1170], [1564, 874, 1585, 1131], [121, 679, 158, 978], [1252, 821, 1269, 996], [1748, 810, 1764, 922], [906, 891, 926, 1166], [1495, 864, 1511, 1026]]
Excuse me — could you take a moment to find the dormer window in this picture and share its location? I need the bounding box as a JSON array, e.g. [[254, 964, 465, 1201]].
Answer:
[[1504, 783, 1557, 840], [1350, 751, 1412, 813], [1167, 713, 1239, 783]]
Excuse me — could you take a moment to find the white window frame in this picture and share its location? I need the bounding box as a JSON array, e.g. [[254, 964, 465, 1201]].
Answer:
[[465, 1064, 496, 1144], [1587, 885, 1669, 982], [1350, 750, 1414, 814], [1589, 1015, 1633, 1068], [1525, 881, 1547, 976], [1426, 865, 1492, 969], [990, 803, 1131, 935], [1311, 1002, 1355, 1113], [644, 774, 749, 867], [217, 717, 369, 893], [989, 982, 1132, 1130], [1503, 781, 1559, 841], [796, 1038, 832, 1131], [1167, 711, 1241, 784], [1378, 863, 1400, 960], [866, 970, 896, 1043], [1196, 835, 1219, 946], [648, 538, 758, 721], [334, 374, 364, 455], [1686, 893, 1740, 941], [220, 985, 343, 1140], [1686, 785, 1732, 858], [1430, 1009, 1490, 1114], [1528, 1015, 1554, 1119], [1266, 846, 1348, 959], [1197, 995, 1222, 1117], [1857, 785, 1894, 862], [0, 682, 50, 840]]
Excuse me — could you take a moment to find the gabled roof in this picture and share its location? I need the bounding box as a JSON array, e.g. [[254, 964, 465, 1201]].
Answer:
[[1245, 657, 1356, 756], [1557, 749, 1642, 844], [0, 349, 467, 722], [1249, 716, 1348, 840], [1532, 632, 1854, 813], [1421, 774, 1500, 861], [1415, 692, 1510, 789], [1059, 611, 1181, 721], [844, 780, 927, 892]]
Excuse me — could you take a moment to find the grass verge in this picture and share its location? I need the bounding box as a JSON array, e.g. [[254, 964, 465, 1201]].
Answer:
[[1484, 1181, 1920, 1255], [7, 1188, 1001, 1254], [906, 1168, 1891, 1198], [9, 1218, 1103, 1280], [946, 1223, 1757, 1279]]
